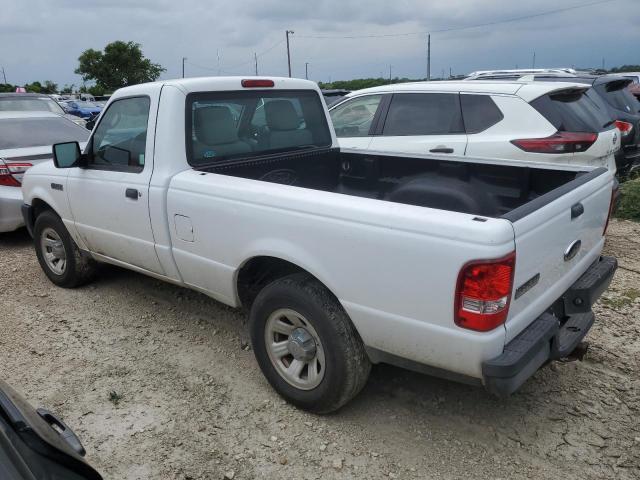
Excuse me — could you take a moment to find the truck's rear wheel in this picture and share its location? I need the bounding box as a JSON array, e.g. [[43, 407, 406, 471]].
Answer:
[[34, 210, 96, 288], [249, 273, 371, 413]]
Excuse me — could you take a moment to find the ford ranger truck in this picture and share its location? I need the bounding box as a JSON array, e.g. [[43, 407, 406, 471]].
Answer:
[[21, 77, 617, 413]]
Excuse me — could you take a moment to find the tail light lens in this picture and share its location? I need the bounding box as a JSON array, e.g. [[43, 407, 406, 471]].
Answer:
[[241, 79, 275, 88], [511, 132, 597, 154], [614, 120, 633, 137], [0, 160, 32, 187], [455, 252, 516, 332]]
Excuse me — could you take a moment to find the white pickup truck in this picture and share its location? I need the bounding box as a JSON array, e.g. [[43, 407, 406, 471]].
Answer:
[[21, 77, 617, 413]]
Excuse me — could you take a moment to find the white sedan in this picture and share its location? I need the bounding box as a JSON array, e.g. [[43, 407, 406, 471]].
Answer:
[[0, 111, 88, 232]]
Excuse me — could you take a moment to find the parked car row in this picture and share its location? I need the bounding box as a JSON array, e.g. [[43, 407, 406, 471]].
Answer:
[[0, 93, 87, 127]]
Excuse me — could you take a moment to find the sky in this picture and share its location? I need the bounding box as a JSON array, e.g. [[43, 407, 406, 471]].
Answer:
[[1, 0, 639, 88]]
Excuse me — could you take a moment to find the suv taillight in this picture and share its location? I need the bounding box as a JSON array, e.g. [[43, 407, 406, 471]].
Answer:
[[455, 252, 516, 332], [511, 132, 597, 154], [0, 160, 32, 187], [614, 120, 633, 137]]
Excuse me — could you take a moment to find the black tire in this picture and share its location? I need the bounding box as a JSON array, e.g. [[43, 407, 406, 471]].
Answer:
[[250, 273, 371, 413], [34, 210, 96, 288]]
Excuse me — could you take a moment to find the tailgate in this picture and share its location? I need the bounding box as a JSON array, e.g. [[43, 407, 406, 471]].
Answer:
[[503, 168, 614, 342]]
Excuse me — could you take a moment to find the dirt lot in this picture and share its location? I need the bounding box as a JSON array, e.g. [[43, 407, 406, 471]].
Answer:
[[1, 219, 639, 480]]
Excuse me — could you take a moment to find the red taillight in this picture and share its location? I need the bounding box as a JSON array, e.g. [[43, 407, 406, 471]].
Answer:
[[0, 160, 32, 187], [614, 120, 633, 137], [511, 131, 597, 154], [455, 252, 516, 332], [603, 187, 617, 236], [241, 79, 275, 88]]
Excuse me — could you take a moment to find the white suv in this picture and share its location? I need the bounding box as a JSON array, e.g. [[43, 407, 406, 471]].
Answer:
[[329, 81, 619, 172]]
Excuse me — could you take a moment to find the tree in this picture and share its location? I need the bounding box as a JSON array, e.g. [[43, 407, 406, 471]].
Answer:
[[41, 80, 58, 94], [24, 81, 42, 93], [75, 41, 165, 91]]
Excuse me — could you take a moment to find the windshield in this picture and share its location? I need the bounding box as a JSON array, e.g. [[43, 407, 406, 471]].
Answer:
[[186, 89, 332, 166], [0, 117, 89, 149], [0, 97, 65, 114], [77, 101, 98, 108]]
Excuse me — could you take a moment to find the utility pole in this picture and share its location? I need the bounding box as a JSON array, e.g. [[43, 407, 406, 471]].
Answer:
[[182, 57, 187, 78], [305, 62, 309, 80], [1, 67, 6, 84], [602, 57, 605, 71], [532, 52, 536, 69], [389, 65, 392, 84], [286, 30, 294, 77], [449, 67, 452, 79], [254, 52, 258, 75], [427, 34, 431, 81]]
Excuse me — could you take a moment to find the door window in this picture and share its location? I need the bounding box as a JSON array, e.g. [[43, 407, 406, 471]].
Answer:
[[89, 96, 150, 172], [330, 95, 383, 137], [383, 93, 464, 136]]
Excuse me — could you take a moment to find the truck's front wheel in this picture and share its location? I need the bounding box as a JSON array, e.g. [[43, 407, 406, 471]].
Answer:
[[34, 210, 96, 288], [249, 273, 371, 413]]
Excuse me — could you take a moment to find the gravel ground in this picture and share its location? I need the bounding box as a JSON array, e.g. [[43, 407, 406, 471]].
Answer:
[[1, 219, 639, 480]]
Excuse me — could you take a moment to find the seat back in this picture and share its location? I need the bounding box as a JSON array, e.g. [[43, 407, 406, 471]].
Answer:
[[193, 105, 252, 159], [265, 100, 313, 149]]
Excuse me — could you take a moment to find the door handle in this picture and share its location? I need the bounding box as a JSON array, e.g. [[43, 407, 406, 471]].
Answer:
[[125, 188, 139, 200], [571, 202, 584, 219], [429, 147, 454, 154]]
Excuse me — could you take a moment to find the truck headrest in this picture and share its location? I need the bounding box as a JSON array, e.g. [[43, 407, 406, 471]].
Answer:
[[265, 100, 300, 131], [194, 106, 238, 145]]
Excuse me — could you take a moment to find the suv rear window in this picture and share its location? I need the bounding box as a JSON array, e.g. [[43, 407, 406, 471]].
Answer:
[[594, 81, 639, 114], [460, 95, 503, 133], [530, 88, 612, 133], [383, 93, 464, 136], [186, 90, 331, 166]]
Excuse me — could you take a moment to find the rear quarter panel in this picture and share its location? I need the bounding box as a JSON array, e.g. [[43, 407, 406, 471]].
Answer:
[[166, 171, 516, 377]]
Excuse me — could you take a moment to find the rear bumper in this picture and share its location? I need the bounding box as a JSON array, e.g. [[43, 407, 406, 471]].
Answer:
[[482, 255, 617, 397], [0, 186, 25, 233]]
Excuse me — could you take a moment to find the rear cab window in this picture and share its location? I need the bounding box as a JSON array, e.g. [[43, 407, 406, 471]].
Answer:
[[382, 93, 464, 136], [186, 90, 331, 166], [530, 88, 613, 133]]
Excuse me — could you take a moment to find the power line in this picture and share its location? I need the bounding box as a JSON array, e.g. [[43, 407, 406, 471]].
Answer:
[[185, 38, 286, 74], [295, 0, 618, 39]]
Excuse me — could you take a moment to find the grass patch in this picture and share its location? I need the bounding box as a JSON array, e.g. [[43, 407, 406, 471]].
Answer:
[[600, 288, 640, 309], [615, 177, 640, 221]]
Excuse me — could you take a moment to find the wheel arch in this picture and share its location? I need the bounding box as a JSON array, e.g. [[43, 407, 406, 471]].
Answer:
[[235, 255, 339, 310]]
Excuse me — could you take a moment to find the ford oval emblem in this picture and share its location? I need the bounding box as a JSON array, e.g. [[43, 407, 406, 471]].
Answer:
[[564, 240, 582, 262]]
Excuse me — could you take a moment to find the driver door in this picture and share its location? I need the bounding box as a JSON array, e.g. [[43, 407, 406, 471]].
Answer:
[[67, 91, 163, 274]]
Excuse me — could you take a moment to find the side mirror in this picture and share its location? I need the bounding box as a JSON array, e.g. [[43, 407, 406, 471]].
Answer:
[[85, 120, 95, 130], [52, 142, 81, 168]]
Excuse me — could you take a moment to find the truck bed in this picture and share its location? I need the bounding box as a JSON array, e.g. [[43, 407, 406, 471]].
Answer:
[[199, 147, 589, 218]]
